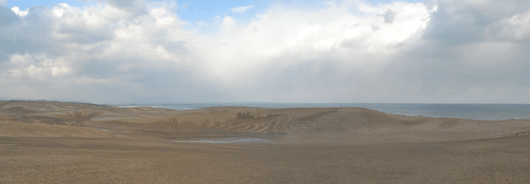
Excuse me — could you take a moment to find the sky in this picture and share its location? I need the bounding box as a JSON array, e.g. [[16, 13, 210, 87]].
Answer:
[[0, 0, 529, 104]]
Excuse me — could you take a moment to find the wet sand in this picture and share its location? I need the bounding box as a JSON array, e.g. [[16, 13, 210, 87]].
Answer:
[[1, 100, 529, 183]]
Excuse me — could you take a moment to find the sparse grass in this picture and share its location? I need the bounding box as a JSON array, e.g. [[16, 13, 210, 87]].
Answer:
[[237, 111, 254, 119], [236, 111, 272, 119]]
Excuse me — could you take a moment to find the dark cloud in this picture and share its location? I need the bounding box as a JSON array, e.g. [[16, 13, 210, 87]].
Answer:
[[382, 9, 396, 24], [0, 6, 56, 60], [54, 23, 116, 44], [105, 0, 144, 9], [424, 0, 530, 45], [0, 5, 21, 61], [102, 0, 149, 17], [0, 5, 19, 26]]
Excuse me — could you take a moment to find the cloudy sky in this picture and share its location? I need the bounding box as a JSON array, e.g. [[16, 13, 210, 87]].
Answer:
[[1, 0, 529, 104]]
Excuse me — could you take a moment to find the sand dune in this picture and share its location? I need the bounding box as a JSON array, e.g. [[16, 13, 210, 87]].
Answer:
[[1, 101, 529, 144], [1, 101, 530, 183]]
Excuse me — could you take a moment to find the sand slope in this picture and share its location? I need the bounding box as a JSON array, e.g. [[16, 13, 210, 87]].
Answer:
[[1, 101, 530, 183]]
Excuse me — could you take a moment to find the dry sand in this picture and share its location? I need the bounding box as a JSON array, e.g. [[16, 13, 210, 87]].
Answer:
[[1, 100, 529, 183]]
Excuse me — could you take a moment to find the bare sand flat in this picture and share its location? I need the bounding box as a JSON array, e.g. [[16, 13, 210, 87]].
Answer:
[[1, 100, 529, 183]]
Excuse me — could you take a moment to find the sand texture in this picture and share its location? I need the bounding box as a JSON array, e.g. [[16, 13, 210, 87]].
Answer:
[[1, 100, 530, 183]]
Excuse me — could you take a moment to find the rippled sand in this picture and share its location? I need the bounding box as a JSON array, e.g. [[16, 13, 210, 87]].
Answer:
[[1, 100, 530, 183]]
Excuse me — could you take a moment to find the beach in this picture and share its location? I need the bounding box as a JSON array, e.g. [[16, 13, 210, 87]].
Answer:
[[1, 101, 529, 183]]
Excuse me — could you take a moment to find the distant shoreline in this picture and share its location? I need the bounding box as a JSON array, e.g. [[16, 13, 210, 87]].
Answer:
[[113, 102, 530, 121], [2, 100, 530, 120]]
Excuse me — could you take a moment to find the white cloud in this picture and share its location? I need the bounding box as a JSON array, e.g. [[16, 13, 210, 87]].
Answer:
[[221, 16, 236, 30], [196, 2, 430, 86], [11, 6, 28, 17], [1, 0, 530, 103], [230, 5, 253, 13], [5, 54, 71, 79]]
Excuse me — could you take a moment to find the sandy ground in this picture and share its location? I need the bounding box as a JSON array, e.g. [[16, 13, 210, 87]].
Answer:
[[1, 100, 529, 183]]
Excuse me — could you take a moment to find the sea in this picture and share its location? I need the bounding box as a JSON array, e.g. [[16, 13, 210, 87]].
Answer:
[[116, 103, 530, 121]]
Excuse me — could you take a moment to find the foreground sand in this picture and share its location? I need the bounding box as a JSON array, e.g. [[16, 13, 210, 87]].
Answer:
[[1, 101, 529, 183]]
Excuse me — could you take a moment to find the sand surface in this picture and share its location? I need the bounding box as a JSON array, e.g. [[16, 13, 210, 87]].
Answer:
[[1, 100, 529, 183]]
